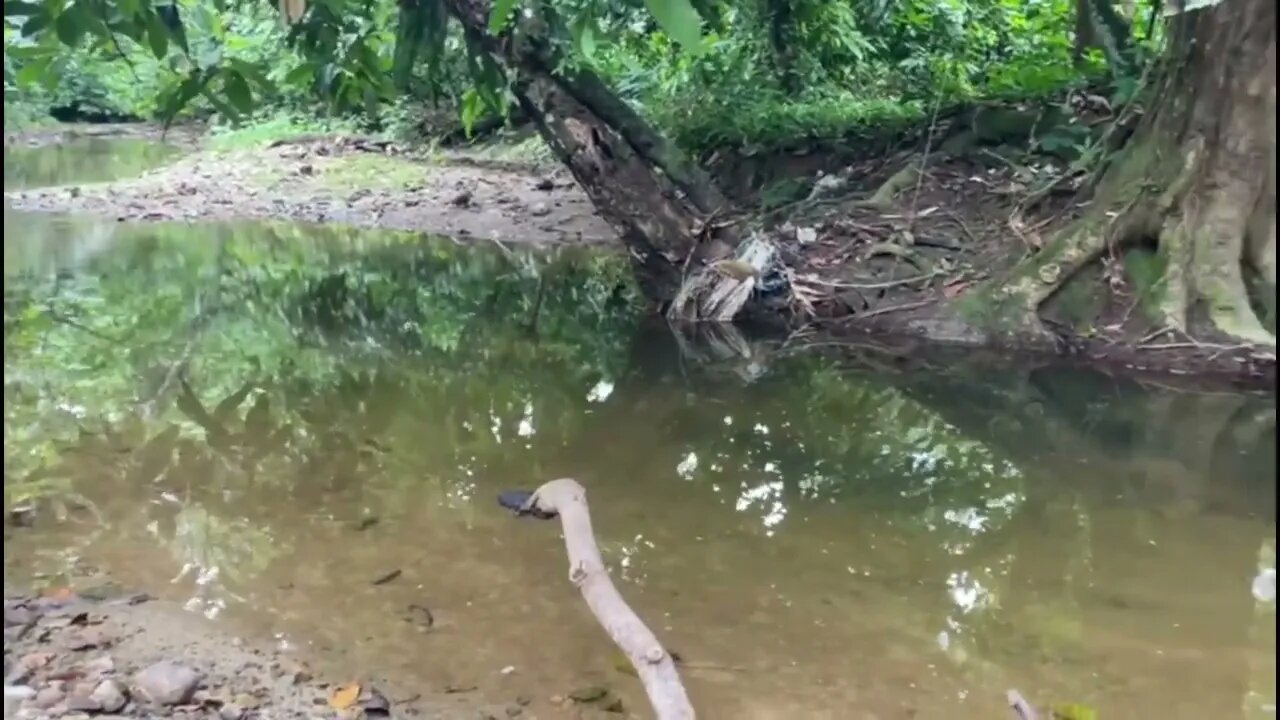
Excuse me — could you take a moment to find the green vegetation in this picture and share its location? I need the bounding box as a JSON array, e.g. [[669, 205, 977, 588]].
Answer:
[[4, 0, 1155, 151]]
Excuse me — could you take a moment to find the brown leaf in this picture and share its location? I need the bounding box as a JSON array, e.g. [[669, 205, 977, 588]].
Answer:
[[46, 587, 78, 602], [329, 683, 361, 710]]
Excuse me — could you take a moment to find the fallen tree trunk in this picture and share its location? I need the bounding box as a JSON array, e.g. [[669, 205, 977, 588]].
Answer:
[[518, 478, 695, 720]]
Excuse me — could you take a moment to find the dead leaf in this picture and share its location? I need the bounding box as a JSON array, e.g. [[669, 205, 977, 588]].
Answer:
[[46, 587, 78, 602], [371, 569, 401, 586], [329, 683, 361, 710], [943, 280, 970, 298]]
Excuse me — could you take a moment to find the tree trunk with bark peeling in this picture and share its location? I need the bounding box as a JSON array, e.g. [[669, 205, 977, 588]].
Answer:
[[975, 0, 1276, 347], [442, 0, 733, 301]]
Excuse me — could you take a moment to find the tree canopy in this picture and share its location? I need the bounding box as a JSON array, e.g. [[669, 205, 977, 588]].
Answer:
[[4, 0, 1158, 148]]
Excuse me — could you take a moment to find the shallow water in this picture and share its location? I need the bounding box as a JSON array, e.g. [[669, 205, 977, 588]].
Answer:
[[2, 142, 1276, 719], [3, 135, 179, 191]]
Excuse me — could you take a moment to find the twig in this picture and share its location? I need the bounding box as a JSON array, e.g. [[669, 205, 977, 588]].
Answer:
[[908, 93, 945, 223], [857, 300, 932, 319], [1136, 341, 1247, 351], [46, 311, 122, 343], [801, 271, 941, 290], [1006, 689, 1040, 720]]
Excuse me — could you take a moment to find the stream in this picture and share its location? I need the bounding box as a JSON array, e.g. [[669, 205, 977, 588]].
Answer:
[[3, 137, 1276, 719]]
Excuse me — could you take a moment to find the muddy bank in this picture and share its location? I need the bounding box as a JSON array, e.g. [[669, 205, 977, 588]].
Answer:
[[5, 130, 614, 246], [4, 123, 204, 151], [3, 588, 539, 719]]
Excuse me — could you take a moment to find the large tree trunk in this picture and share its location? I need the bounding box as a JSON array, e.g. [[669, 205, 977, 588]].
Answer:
[[442, 0, 733, 301], [976, 0, 1276, 347]]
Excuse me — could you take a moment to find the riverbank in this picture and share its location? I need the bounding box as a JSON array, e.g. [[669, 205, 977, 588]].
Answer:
[[5, 123, 614, 246], [3, 587, 523, 719], [3, 121, 1275, 387]]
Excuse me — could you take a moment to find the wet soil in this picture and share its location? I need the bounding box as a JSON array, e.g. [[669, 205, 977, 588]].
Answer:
[[5, 126, 613, 246], [3, 587, 526, 720]]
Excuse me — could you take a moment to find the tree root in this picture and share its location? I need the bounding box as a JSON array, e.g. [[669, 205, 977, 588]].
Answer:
[[860, 161, 920, 211], [967, 132, 1277, 349]]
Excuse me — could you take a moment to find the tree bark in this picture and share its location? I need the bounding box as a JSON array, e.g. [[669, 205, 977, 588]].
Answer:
[[975, 0, 1276, 347], [441, 0, 733, 301]]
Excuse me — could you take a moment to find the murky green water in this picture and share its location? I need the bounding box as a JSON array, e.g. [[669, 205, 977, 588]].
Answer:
[[3, 135, 179, 191], [3, 141, 1276, 720]]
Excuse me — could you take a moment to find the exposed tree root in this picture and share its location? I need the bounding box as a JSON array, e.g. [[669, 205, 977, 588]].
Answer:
[[861, 161, 920, 211], [968, 128, 1277, 348]]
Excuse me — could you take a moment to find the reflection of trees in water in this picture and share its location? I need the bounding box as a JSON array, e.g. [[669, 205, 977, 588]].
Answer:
[[4, 221, 1275, 713]]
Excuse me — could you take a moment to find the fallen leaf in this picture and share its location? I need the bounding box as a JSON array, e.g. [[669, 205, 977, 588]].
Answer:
[[46, 587, 77, 602], [371, 570, 402, 586], [329, 683, 361, 710]]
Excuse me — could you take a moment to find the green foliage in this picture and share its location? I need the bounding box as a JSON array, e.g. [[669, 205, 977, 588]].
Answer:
[[4, 0, 1154, 154]]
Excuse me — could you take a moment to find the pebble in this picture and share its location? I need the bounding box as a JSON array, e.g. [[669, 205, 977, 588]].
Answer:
[[32, 686, 64, 709], [91, 679, 129, 712], [134, 660, 203, 705], [529, 202, 550, 217]]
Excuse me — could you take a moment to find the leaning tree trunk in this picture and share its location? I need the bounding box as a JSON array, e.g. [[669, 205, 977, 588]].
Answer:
[[976, 0, 1276, 347], [442, 0, 733, 301]]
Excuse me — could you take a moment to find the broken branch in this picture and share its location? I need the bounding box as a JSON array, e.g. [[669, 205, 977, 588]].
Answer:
[[520, 478, 695, 720]]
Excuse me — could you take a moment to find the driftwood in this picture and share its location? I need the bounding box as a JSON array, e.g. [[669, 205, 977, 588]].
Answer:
[[521, 478, 695, 720], [1007, 689, 1040, 720]]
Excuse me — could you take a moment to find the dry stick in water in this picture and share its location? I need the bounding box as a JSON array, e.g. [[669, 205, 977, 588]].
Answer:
[[522, 478, 696, 720]]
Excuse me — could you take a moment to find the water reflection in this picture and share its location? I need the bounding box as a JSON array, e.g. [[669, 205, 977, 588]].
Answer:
[[4, 136, 179, 191], [2, 210, 1276, 718]]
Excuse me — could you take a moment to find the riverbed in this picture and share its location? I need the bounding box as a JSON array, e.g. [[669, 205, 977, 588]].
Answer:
[[3, 133, 1276, 720]]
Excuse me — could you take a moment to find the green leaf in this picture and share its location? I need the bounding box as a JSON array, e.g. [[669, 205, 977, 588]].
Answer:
[[4, 2, 40, 17], [575, 19, 597, 61], [146, 14, 168, 59], [15, 56, 51, 85], [487, 0, 519, 35], [459, 88, 482, 138], [224, 69, 253, 114], [642, 0, 704, 52], [53, 7, 86, 46], [19, 12, 49, 36]]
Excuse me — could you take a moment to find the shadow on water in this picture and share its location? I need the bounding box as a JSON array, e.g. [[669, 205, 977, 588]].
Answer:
[[2, 145, 1276, 719]]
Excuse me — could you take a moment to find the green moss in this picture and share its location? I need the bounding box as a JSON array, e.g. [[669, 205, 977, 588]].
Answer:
[[1122, 246, 1168, 324], [1043, 266, 1105, 330], [316, 154, 425, 191], [758, 177, 811, 210]]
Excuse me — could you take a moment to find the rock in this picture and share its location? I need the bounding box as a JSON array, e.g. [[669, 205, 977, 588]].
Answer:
[[4, 605, 37, 627], [504, 705, 523, 717], [533, 177, 555, 191], [91, 679, 129, 712], [529, 202, 551, 217], [795, 226, 818, 245], [219, 704, 245, 720], [450, 191, 473, 208], [65, 626, 111, 651], [568, 686, 609, 703], [32, 686, 65, 709], [134, 661, 202, 705], [82, 656, 116, 679], [66, 689, 104, 712], [4, 686, 35, 719]]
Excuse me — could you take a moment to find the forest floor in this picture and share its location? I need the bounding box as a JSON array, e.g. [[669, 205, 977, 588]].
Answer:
[[2, 587, 545, 720], [4, 121, 1275, 385]]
